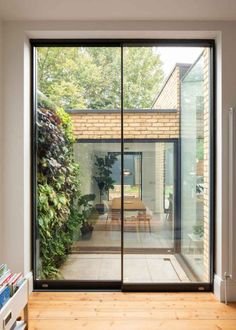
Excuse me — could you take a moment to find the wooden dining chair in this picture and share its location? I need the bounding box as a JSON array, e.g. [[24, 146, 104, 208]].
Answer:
[[137, 208, 152, 233]]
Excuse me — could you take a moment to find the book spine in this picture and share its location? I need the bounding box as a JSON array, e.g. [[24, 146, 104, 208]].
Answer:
[[0, 273, 13, 286]]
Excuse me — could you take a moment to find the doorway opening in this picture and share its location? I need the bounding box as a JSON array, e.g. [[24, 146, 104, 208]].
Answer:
[[32, 40, 214, 291]]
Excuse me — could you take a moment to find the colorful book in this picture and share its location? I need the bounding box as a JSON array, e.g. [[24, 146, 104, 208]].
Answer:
[[0, 270, 12, 286], [0, 264, 25, 310], [0, 273, 13, 287], [0, 285, 11, 308]]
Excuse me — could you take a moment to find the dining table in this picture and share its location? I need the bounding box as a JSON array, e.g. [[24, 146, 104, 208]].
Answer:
[[111, 196, 146, 220]]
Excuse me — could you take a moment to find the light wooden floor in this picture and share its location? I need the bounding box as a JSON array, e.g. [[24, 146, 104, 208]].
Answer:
[[29, 292, 236, 330]]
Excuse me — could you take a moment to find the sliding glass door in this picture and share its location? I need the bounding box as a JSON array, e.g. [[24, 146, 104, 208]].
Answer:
[[122, 141, 176, 284], [32, 40, 214, 290]]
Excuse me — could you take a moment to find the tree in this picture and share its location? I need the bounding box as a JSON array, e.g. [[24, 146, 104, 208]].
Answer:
[[123, 47, 163, 109], [37, 47, 163, 110]]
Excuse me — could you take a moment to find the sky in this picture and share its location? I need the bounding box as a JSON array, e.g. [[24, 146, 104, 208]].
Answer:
[[156, 47, 204, 77]]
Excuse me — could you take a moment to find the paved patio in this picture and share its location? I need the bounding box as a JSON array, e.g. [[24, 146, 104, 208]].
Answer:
[[60, 254, 190, 283]]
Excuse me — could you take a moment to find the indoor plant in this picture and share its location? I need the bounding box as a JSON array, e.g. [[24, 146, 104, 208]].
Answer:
[[93, 153, 117, 214]]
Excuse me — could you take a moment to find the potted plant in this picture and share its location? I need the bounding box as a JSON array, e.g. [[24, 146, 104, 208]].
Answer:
[[93, 153, 117, 214], [78, 194, 97, 240], [80, 212, 97, 240]]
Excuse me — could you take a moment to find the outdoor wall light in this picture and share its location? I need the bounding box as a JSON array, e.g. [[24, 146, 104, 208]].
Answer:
[[123, 169, 132, 176]]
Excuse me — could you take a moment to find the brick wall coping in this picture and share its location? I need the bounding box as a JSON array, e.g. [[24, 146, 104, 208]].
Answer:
[[75, 137, 179, 143], [66, 108, 177, 114]]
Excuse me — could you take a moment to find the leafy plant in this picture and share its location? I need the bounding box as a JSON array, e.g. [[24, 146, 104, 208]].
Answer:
[[93, 154, 117, 204], [78, 194, 96, 227], [37, 93, 82, 279]]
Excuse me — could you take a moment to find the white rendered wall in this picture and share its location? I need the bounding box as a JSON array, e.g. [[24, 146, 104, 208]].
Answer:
[[0, 20, 236, 300]]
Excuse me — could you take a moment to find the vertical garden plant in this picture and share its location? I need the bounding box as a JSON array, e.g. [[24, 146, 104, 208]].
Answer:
[[37, 93, 82, 279]]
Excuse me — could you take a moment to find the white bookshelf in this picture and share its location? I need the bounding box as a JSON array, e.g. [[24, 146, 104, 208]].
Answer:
[[0, 280, 28, 330]]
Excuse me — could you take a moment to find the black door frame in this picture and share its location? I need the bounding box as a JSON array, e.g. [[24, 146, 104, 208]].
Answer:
[[108, 151, 143, 200], [31, 39, 215, 292]]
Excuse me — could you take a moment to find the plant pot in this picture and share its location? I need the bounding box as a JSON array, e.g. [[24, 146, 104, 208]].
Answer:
[[81, 230, 93, 240], [95, 203, 105, 214], [80, 223, 94, 240]]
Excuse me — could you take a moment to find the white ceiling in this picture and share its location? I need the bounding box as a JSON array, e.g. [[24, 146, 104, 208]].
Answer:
[[0, 0, 236, 21]]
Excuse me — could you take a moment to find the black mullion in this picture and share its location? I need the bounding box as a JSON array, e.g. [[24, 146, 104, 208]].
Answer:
[[209, 43, 216, 284], [31, 39, 215, 48], [30, 39, 122, 47], [31, 45, 37, 281], [121, 45, 124, 285], [174, 140, 181, 253]]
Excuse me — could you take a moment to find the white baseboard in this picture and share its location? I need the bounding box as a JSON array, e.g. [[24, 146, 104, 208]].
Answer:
[[214, 274, 236, 302]]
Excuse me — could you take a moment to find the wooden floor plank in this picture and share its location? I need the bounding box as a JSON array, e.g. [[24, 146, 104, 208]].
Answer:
[[29, 292, 236, 330]]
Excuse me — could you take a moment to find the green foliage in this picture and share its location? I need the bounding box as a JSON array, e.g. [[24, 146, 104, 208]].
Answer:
[[78, 194, 97, 227], [37, 100, 82, 279], [93, 154, 117, 203], [37, 90, 57, 111], [56, 107, 75, 144], [37, 47, 163, 110], [123, 47, 163, 108]]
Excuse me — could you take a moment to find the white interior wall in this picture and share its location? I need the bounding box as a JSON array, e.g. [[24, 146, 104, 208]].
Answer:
[[1, 0, 236, 21], [141, 148, 156, 211], [0, 20, 3, 262], [154, 143, 164, 214], [0, 20, 236, 300], [1, 25, 31, 275]]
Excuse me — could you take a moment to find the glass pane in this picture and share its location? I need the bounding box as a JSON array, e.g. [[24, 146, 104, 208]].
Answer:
[[123, 47, 164, 109], [122, 141, 175, 283], [35, 47, 121, 282], [123, 46, 211, 284], [181, 49, 210, 282]]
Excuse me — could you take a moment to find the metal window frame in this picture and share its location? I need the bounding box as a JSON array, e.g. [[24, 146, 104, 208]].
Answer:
[[31, 39, 215, 292], [107, 151, 143, 200]]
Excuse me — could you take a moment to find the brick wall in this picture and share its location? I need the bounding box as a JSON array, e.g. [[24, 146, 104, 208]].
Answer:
[[203, 48, 210, 282], [153, 65, 180, 110], [153, 64, 191, 111], [69, 110, 179, 140]]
